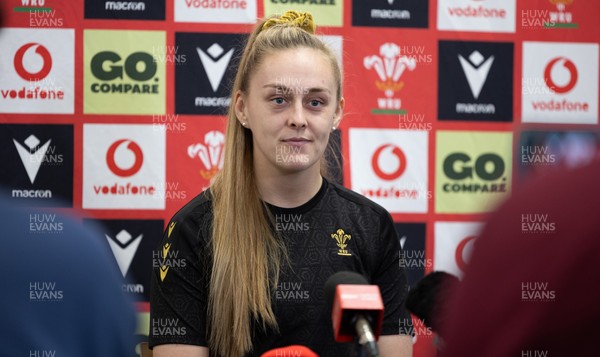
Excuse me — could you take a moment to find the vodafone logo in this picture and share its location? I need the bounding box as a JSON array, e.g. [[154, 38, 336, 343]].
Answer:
[[544, 57, 578, 94], [14, 43, 53, 81], [455, 236, 477, 272], [106, 139, 144, 177], [371, 144, 406, 180]]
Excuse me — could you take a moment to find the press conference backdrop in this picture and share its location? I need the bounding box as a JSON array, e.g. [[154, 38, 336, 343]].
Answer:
[[1, 0, 599, 355]]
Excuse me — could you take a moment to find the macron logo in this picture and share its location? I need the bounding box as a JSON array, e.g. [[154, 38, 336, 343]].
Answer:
[[13, 134, 51, 184], [399, 235, 407, 250], [197, 43, 234, 92], [458, 50, 494, 100], [105, 230, 143, 277]]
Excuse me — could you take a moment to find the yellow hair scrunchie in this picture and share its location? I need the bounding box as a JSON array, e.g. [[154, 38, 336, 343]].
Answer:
[[261, 10, 316, 34]]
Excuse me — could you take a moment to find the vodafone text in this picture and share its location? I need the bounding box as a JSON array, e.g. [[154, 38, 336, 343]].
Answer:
[[93, 182, 156, 195], [185, 0, 247, 9], [447, 5, 506, 19]]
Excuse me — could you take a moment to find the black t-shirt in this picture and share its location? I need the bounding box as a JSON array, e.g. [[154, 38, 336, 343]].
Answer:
[[149, 178, 412, 356]]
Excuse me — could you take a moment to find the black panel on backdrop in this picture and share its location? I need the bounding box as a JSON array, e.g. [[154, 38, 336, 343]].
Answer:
[[352, 0, 428, 28], [438, 40, 513, 122], [394, 222, 427, 288], [84, 219, 164, 301], [175, 32, 244, 115], [0, 124, 73, 207], [84, 0, 166, 20]]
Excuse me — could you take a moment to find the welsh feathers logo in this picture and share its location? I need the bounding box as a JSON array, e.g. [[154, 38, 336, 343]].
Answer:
[[331, 228, 352, 256], [364, 43, 416, 115], [187, 130, 225, 180]]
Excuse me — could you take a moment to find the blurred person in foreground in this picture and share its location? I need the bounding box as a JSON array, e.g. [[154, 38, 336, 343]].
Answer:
[[149, 10, 413, 357], [0, 196, 136, 356], [441, 159, 600, 356]]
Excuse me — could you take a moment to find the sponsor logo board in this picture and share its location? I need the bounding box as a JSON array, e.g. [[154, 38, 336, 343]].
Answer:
[[435, 131, 512, 214], [350, 128, 428, 213], [84, 29, 166, 115], [82, 124, 166, 209], [522, 42, 598, 124]]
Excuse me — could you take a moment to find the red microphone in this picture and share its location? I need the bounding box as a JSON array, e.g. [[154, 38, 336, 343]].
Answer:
[[260, 345, 319, 357], [324, 271, 384, 357]]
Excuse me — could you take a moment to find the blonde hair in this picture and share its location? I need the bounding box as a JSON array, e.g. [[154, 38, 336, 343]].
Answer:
[[208, 11, 342, 357]]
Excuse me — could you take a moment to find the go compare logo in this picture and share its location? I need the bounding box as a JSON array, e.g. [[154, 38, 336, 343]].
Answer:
[[435, 131, 512, 214], [84, 30, 165, 115]]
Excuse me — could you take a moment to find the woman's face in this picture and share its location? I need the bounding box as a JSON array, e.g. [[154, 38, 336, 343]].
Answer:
[[235, 47, 344, 176]]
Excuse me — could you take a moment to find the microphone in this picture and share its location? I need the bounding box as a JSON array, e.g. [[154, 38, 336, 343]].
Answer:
[[324, 271, 384, 357], [260, 345, 318, 357]]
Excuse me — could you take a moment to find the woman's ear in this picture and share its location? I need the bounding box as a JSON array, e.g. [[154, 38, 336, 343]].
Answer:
[[332, 97, 345, 129], [234, 90, 248, 127]]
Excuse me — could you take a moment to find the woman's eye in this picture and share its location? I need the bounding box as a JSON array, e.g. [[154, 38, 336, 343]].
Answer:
[[309, 99, 323, 107]]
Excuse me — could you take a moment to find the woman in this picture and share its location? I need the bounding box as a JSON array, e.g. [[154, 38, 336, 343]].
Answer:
[[150, 11, 413, 357]]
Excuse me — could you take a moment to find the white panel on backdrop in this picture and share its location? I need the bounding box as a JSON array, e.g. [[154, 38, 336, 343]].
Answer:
[[522, 42, 599, 124], [83, 124, 166, 209], [437, 0, 516, 33], [433, 221, 484, 278], [174, 0, 257, 23], [320, 35, 343, 73], [349, 128, 428, 214], [0, 28, 74, 114]]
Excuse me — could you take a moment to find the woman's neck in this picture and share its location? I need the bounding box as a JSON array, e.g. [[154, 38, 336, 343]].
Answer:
[[255, 165, 323, 208]]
